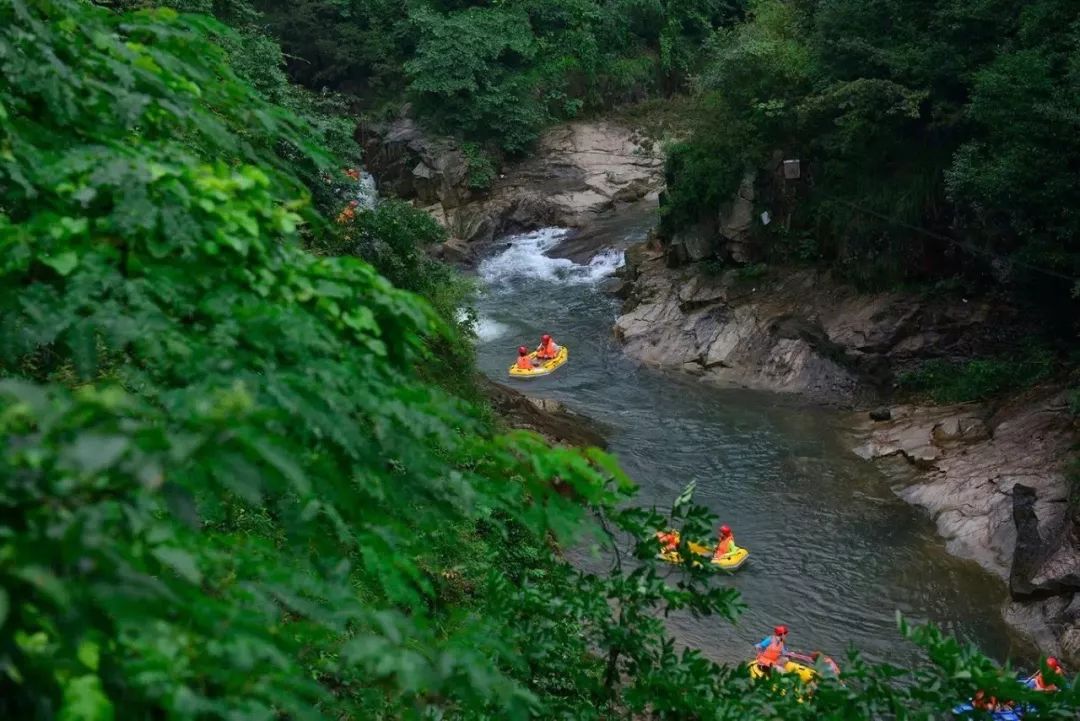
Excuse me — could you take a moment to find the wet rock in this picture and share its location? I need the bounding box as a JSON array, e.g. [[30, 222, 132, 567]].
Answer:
[[614, 264, 862, 404], [432, 237, 474, 267], [360, 117, 474, 209], [1012, 484, 1050, 599], [931, 415, 991, 446], [604, 278, 633, 299], [677, 274, 728, 311], [848, 390, 1075, 581], [481, 378, 607, 449], [614, 257, 1032, 405], [869, 407, 892, 421]]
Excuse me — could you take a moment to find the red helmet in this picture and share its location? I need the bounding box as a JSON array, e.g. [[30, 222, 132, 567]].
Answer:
[[774, 625, 788, 636], [541, 334, 551, 343], [518, 346, 528, 355], [719, 525, 732, 537], [1047, 657, 1062, 671]]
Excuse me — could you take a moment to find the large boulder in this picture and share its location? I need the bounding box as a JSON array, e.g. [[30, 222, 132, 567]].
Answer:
[[359, 117, 475, 209]]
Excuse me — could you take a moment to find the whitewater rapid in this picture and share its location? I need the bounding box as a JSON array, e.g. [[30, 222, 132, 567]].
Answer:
[[478, 228, 624, 287]]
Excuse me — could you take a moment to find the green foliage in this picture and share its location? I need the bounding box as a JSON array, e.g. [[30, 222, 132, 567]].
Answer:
[[462, 142, 498, 192], [323, 198, 473, 334], [0, 3, 610, 718], [735, 262, 768, 280], [898, 346, 1056, 403], [660, 97, 758, 234], [5, 2, 1080, 721], [252, 0, 746, 153], [665, 0, 1080, 301], [406, 5, 543, 153]]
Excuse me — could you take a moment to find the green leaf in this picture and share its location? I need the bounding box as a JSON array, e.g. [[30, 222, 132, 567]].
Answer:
[[77, 640, 100, 672], [59, 675, 115, 721], [151, 546, 203, 585], [42, 251, 79, 277], [65, 434, 129, 475]]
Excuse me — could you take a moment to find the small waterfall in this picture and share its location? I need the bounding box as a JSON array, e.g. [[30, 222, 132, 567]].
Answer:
[[355, 169, 378, 209]]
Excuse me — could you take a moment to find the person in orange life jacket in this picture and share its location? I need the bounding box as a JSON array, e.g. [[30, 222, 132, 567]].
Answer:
[[515, 346, 535, 370], [971, 690, 1012, 712], [811, 651, 841, 677], [1030, 657, 1064, 691], [536, 334, 560, 360], [754, 625, 789, 675], [713, 525, 735, 559], [655, 530, 679, 553]]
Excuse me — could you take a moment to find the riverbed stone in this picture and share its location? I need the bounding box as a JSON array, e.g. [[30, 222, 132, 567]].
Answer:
[[869, 407, 892, 421]]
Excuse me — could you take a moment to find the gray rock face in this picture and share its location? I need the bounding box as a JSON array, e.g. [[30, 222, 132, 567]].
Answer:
[[613, 250, 1026, 404], [360, 117, 473, 209], [847, 391, 1078, 661], [613, 260, 864, 403], [719, 171, 757, 263]]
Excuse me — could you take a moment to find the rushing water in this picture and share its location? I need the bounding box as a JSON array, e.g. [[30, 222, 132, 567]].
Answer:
[[472, 211, 1033, 668]]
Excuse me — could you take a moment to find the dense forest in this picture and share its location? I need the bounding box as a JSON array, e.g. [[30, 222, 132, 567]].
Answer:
[[662, 0, 1080, 307], [1, 0, 1079, 719]]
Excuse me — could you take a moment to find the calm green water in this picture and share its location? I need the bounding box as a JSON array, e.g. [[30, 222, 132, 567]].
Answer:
[[472, 214, 1028, 667]]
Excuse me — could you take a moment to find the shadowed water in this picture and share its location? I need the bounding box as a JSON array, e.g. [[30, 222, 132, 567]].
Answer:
[[473, 215, 1029, 667]]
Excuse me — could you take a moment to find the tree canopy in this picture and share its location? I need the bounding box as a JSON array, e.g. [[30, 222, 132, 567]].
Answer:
[[662, 0, 1080, 305]]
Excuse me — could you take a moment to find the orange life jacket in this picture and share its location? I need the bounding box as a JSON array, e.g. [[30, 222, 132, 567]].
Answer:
[[1034, 673, 1057, 692], [756, 636, 784, 667], [715, 536, 733, 556], [516, 355, 533, 370], [537, 340, 558, 359], [657, 531, 679, 552]]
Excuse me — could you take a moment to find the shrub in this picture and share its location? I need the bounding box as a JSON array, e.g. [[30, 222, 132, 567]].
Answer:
[[898, 347, 1056, 403]]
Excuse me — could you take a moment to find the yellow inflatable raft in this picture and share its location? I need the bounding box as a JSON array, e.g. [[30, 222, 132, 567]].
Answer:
[[655, 532, 750, 572], [749, 654, 840, 701], [712, 545, 750, 571], [749, 660, 817, 685], [749, 660, 819, 701], [508, 346, 568, 378]]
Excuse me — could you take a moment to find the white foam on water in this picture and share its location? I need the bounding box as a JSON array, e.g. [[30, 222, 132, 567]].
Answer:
[[474, 315, 510, 342], [479, 228, 624, 287], [455, 307, 511, 342]]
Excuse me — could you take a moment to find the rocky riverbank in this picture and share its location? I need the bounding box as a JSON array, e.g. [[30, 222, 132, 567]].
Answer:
[[612, 237, 1078, 661], [481, 377, 607, 449], [360, 115, 664, 265], [848, 391, 1079, 661], [613, 242, 1021, 405]]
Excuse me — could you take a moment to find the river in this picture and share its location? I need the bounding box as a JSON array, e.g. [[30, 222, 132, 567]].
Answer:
[[471, 212, 1029, 668]]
